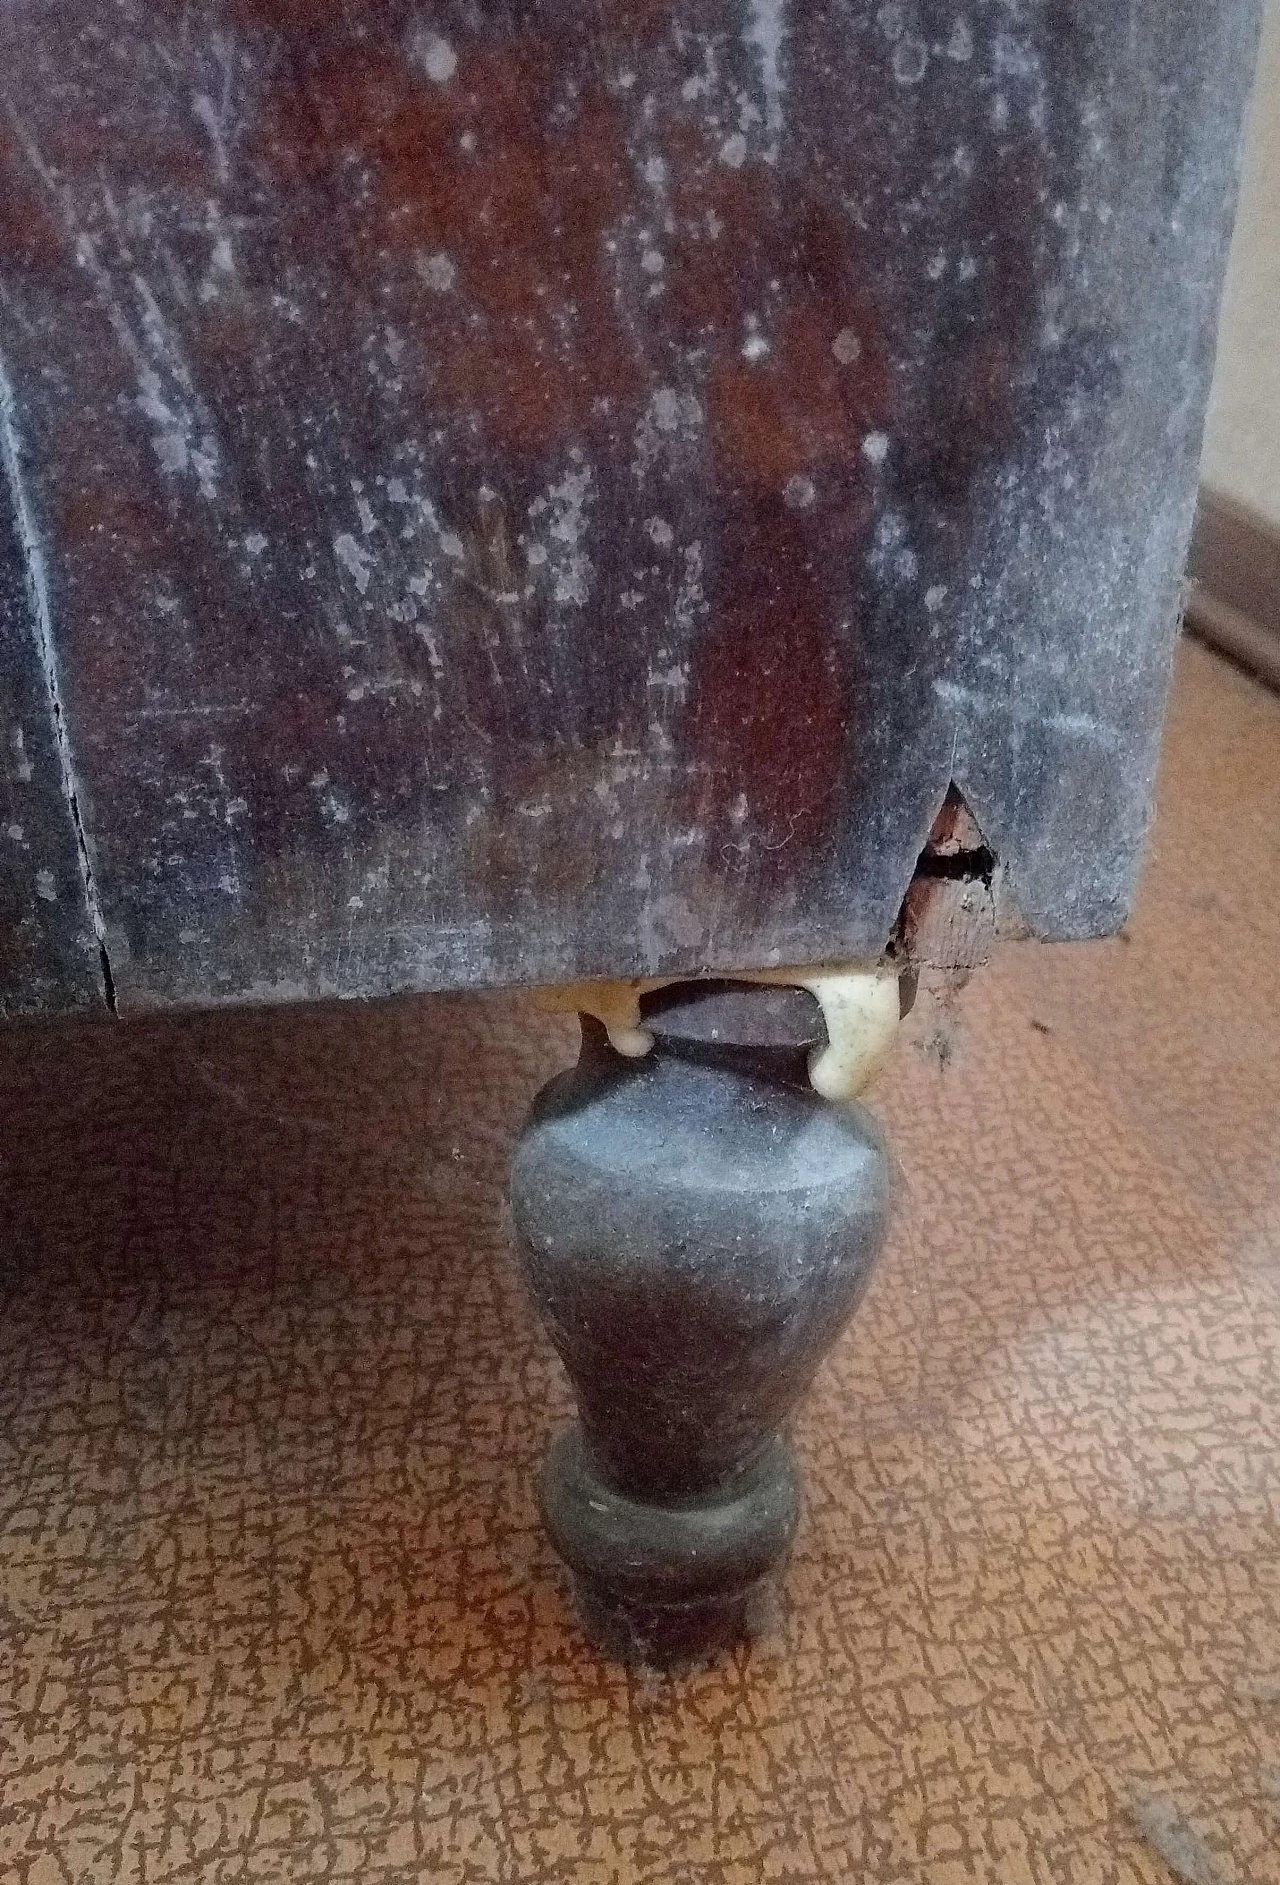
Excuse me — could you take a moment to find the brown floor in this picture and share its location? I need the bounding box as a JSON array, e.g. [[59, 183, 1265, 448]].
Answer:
[[2, 637, 1279, 1885]]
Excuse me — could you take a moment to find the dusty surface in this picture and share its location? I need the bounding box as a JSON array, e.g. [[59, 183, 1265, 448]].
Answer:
[[1, 1, 1257, 1012], [2, 635, 1280, 1882]]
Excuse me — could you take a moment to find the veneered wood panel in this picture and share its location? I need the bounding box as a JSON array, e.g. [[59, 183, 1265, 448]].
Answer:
[[0, 0, 1261, 1013]]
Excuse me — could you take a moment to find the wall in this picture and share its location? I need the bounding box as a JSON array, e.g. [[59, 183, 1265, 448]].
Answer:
[[1201, 0, 1280, 529]]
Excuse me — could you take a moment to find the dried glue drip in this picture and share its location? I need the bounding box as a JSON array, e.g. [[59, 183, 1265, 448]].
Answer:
[[534, 962, 902, 1101], [774, 965, 901, 1101], [534, 977, 668, 1059]]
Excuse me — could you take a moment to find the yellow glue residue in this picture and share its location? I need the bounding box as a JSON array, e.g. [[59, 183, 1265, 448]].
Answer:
[[534, 962, 900, 1102]]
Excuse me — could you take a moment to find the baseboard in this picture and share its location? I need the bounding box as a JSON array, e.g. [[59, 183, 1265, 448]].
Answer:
[[1185, 487, 1280, 690]]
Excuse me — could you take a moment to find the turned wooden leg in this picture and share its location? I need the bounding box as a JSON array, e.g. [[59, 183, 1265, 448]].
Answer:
[[509, 979, 894, 1664]]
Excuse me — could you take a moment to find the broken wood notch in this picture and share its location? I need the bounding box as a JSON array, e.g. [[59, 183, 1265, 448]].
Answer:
[[893, 784, 1027, 972]]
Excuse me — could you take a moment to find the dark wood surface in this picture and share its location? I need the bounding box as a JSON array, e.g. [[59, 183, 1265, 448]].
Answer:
[[0, 391, 104, 1016], [0, 0, 1260, 1016]]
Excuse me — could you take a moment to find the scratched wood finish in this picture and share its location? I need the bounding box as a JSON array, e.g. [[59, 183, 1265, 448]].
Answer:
[[0, 430, 103, 1016], [0, 1, 1260, 1015]]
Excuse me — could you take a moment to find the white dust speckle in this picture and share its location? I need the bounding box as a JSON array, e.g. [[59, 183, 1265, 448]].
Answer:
[[7, 823, 24, 841], [893, 37, 928, 85], [681, 44, 718, 105], [641, 247, 665, 276], [634, 387, 703, 473], [411, 26, 457, 84], [673, 540, 706, 636], [35, 868, 57, 902], [862, 431, 890, 466], [745, 0, 788, 160], [742, 319, 770, 362], [653, 387, 682, 432], [993, 31, 1040, 81], [646, 516, 674, 547], [192, 90, 230, 184], [643, 155, 667, 187], [135, 349, 220, 501], [784, 474, 815, 509], [243, 532, 268, 556], [650, 892, 704, 952], [947, 18, 974, 61], [334, 532, 376, 594], [832, 326, 862, 365], [152, 432, 189, 474], [877, 2, 905, 40], [926, 252, 947, 280], [544, 458, 595, 607], [719, 132, 747, 168], [416, 250, 457, 292], [925, 584, 948, 611]]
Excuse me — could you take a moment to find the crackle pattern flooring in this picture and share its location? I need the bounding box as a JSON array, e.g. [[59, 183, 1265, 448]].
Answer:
[[2, 637, 1280, 1884]]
